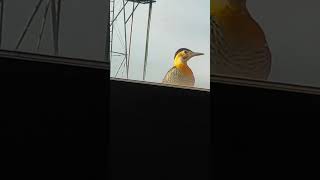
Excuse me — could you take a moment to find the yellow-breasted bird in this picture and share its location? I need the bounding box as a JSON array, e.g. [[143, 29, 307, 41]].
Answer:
[[211, 0, 272, 80], [162, 48, 204, 87]]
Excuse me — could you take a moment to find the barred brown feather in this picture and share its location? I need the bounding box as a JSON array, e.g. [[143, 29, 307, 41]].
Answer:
[[162, 67, 195, 87], [211, 17, 271, 80]]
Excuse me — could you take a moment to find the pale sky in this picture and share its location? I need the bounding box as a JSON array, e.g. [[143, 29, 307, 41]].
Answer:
[[111, 0, 210, 89]]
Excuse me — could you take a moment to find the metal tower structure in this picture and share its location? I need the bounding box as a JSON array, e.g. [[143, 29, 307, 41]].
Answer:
[[110, 0, 156, 80], [14, 0, 62, 55]]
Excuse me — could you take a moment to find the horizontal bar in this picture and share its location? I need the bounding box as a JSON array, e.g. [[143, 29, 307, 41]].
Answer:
[[0, 49, 108, 70], [111, 77, 210, 92], [211, 74, 320, 96]]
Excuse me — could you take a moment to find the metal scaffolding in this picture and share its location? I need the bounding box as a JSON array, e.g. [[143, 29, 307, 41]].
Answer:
[[110, 0, 156, 80], [14, 0, 62, 55]]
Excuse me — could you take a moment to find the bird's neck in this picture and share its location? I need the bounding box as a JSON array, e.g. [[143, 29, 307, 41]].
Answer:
[[174, 57, 193, 76]]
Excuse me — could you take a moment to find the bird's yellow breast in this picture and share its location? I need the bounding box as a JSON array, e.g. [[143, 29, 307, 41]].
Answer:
[[174, 56, 193, 77]]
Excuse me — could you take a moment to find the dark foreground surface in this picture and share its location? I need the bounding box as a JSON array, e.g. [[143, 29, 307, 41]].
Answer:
[[213, 82, 319, 178], [1, 54, 318, 179], [109, 80, 211, 180], [0, 55, 108, 179]]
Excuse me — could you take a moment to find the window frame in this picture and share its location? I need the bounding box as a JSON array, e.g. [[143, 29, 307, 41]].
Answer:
[[111, 77, 210, 92], [0, 49, 108, 70], [211, 74, 320, 95]]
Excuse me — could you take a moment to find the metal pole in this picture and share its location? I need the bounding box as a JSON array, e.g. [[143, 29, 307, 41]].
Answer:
[[125, 3, 139, 24], [37, 0, 51, 51], [51, 0, 59, 55], [122, 0, 128, 79], [0, 0, 4, 47], [143, 1, 153, 80], [127, 2, 135, 77], [56, 0, 61, 54], [109, 0, 116, 62], [57, 0, 61, 33], [16, 0, 44, 50], [115, 56, 126, 77], [110, 1, 128, 27], [111, 51, 126, 56]]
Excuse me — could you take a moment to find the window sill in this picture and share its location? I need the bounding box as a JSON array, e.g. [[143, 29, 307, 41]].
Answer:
[[0, 49, 108, 70], [211, 74, 320, 95], [111, 77, 210, 92]]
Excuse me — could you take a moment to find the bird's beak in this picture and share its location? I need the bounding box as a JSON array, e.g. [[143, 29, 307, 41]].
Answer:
[[191, 52, 204, 57]]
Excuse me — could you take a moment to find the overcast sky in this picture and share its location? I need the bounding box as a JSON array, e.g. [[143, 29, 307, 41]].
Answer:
[[1, 0, 106, 61], [111, 0, 210, 89]]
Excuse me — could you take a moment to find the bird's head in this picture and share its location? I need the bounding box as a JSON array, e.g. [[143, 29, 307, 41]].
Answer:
[[211, 0, 247, 16], [173, 48, 204, 67]]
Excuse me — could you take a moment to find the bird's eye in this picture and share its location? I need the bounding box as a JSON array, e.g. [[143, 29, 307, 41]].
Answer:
[[184, 51, 188, 54]]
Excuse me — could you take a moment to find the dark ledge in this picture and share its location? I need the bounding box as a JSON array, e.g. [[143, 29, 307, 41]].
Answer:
[[0, 49, 109, 70], [211, 74, 320, 96]]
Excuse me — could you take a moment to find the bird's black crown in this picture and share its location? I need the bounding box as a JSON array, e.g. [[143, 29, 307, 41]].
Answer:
[[174, 48, 191, 58]]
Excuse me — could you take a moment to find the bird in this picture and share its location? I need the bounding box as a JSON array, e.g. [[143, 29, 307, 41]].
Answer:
[[211, 0, 272, 80], [162, 48, 204, 87]]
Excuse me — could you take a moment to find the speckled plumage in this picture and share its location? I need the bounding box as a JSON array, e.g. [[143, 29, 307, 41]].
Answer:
[[211, 13, 271, 80], [162, 66, 195, 87]]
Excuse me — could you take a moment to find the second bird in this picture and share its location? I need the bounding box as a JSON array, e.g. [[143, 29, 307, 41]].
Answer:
[[162, 48, 204, 87]]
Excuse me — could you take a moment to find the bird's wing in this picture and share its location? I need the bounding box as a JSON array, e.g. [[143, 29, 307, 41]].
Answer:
[[162, 67, 194, 86], [162, 67, 179, 83], [211, 16, 272, 80]]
